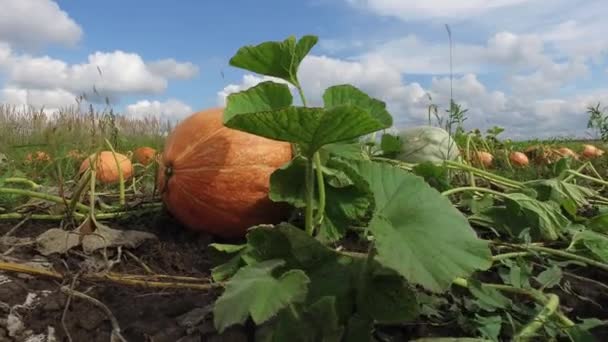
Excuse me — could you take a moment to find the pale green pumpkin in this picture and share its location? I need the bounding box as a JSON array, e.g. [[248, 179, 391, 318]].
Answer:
[[395, 126, 460, 164]]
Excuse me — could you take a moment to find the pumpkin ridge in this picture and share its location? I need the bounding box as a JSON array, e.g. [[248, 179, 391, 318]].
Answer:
[[172, 125, 228, 163]]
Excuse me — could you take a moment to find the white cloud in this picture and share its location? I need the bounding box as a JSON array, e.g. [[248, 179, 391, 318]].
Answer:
[[0, 0, 82, 49], [1, 86, 77, 109], [124, 99, 193, 121], [0, 49, 199, 105], [508, 58, 589, 98], [345, 0, 533, 21], [148, 59, 199, 80]]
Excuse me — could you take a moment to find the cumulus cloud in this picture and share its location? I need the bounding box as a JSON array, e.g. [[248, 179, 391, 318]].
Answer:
[[148, 59, 200, 80], [345, 0, 533, 21], [0, 48, 199, 108], [0, 0, 82, 49], [124, 99, 193, 121], [1, 87, 77, 109]]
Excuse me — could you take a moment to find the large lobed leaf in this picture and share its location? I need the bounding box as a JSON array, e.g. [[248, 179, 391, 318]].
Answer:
[[223, 82, 392, 156], [229, 35, 318, 85], [213, 223, 419, 337], [349, 159, 493, 293], [213, 259, 310, 332], [503, 192, 570, 241]]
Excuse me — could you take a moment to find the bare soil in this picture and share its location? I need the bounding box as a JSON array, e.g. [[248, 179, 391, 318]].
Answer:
[[0, 212, 250, 342]]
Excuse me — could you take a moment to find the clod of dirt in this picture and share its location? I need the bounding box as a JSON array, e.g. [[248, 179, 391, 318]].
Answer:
[[35, 217, 157, 255]]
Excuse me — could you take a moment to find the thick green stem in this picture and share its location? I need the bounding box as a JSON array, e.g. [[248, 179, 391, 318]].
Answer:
[[313, 153, 325, 226], [0, 187, 89, 213], [441, 186, 509, 198], [498, 242, 608, 273], [0, 213, 67, 220], [68, 168, 92, 218], [514, 294, 560, 341], [566, 170, 608, 187], [444, 160, 523, 189], [0, 207, 160, 221], [3, 178, 40, 189], [492, 251, 533, 262], [465, 133, 476, 186], [304, 158, 315, 235], [561, 162, 589, 182]]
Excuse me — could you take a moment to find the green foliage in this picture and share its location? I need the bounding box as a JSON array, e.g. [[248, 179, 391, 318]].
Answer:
[[213, 259, 310, 332]]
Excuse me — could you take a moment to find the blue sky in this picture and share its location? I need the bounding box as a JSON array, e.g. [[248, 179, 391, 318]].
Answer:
[[1, 0, 607, 139]]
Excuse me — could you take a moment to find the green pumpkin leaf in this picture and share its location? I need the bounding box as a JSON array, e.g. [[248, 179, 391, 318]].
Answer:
[[475, 314, 502, 342], [322, 84, 393, 128], [224, 83, 391, 156], [567, 229, 608, 263], [535, 265, 562, 289], [213, 259, 310, 333], [586, 213, 608, 233], [349, 160, 492, 293], [380, 133, 403, 156], [257, 296, 345, 342], [525, 179, 596, 217], [320, 142, 368, 161], [412, 161, 451, 192], [357, 269, 419, 323], [224, 81, 293, 119], [243, 224, 358, 319], [269, 156, 309, 208], [467, 279, 512, 312], [229, 35, 318, 85], [503, 192, 570, 241]]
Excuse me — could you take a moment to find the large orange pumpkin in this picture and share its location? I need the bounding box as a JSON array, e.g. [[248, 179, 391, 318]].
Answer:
[[79, 151, 134, 184], [158, 107, 293, 238], [133, 147, 157, 166]]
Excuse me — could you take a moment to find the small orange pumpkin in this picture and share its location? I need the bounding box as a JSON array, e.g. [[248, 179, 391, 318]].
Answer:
[[509, 151, 529, 167], [556, 147, 579, 160], [473, 151, 493, 167], [79, 151, 134, 184], [133, 147, 157, 166], [582, 144, 604, 159], [67, 149, 85, 160], [158, 107, 293, 238], [25, 151, 51, 163]]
